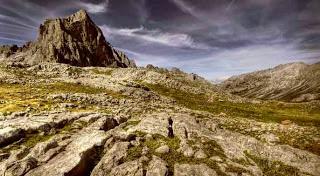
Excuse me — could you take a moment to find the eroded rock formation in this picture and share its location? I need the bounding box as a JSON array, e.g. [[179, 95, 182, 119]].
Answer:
[[0, 63, 319, 176], [1, 10, 136, 68]]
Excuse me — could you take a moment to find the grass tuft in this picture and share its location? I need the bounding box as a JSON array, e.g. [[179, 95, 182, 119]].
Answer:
[[91, 68, 113, 75], [245, 151, 300, 176], [125, 132, 227, 175]]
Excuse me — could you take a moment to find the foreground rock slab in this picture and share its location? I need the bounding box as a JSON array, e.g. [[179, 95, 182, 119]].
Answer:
[[146, 155, 168, 176], [174, 164, 217, 176]]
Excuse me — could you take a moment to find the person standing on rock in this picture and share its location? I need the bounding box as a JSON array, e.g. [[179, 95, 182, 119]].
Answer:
[[168, 117, 174, 138]]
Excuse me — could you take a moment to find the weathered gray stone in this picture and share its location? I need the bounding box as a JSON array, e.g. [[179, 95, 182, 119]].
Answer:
[[178, 142, 194, 157], [91, 142, 130, 176], [142, 146, 149, 155], [174, 164, 217, 176], [108, 159, 143, 176], [59, 103, 77, 109], [7, 10, 136, 68], [25, 118, 110, 176], [194, 149, 207, 159], [146, 155, 168, 176], [210, 156, 223, 162], [0, 127, 23, 146], [260, 133, 280, 145], [0, 147, 28, 175], [155, 145, 170, 154], [129, 112, 320, 176], [0, 112, 92, 133], [4, 157, 38, 176], [145, 134, 153, 140], [0, 42, 319, 176]]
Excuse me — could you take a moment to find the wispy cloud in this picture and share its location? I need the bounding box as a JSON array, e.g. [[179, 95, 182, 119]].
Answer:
[[174, 43, 320, 79], [170, 0, 212, 24], [132, 0, 148, 23], [226, 0, 236, 11], [0, 0, 319, 80], [0, 22, 35, 31], [0, 14, 37, 29], [117, 47, 172, 67], [0, 5, 41, 24], [76, 0, 109, 14], [170, 0, 224, 26], [171, 0, 199, 18], [100, 25, 209, 49], [0, 36, 26, 43]]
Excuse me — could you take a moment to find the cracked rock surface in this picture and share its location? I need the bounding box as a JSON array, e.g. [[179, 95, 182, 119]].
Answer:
[[0, 61, 319, 176]]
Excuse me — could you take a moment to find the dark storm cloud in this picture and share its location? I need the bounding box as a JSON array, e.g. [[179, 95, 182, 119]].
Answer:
[[101, 0, 147, 27], [0, 0, 320, 79]]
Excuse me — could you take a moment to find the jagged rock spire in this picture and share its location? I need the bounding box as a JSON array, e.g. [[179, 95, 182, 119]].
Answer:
[[4, 9, 136, 68]]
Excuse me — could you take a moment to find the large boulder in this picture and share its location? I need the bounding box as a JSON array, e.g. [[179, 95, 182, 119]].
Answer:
[[146, 155, 168, 176], [91, 142, 130, 176], [0, 127, 23, 147]]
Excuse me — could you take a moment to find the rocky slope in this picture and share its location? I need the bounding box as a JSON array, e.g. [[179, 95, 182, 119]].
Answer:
[[0, 62, 319, 176], [0, 10, 136, 68], [221, 62, 320, 102], [0, 9, 319, 176]]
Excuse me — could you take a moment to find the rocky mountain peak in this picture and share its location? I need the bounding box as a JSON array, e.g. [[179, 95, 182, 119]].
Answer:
[[2, 9, 136, 68], [69, 9, 89, 21]]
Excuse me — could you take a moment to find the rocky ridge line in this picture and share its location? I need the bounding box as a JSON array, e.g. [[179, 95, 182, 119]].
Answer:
[[0, 9, 136, 68], [221, 62, 320, 102]]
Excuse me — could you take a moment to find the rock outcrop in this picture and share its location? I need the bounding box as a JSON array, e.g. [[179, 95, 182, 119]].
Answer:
[[174, 164, 217, 176], [1, 6, 320, 176], [0, 62, 319, 176], [1, 9, 136, 68], [221, 62, 320, 102]]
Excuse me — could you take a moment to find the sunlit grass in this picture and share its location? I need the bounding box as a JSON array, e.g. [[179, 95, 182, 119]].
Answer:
[[90, 68, 113, 75], [145, 84, 320, 126], [0, 82, 124, 114]]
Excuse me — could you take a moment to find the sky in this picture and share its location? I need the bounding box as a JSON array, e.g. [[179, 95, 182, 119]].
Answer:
[[0, 0, 320, 80]]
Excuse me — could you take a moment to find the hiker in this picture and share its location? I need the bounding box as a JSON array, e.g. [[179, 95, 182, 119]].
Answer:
[[168, 117, 174, 138]]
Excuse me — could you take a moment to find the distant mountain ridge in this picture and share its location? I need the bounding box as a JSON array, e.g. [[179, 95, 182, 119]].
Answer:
[[221, 62, 320, 102], [0, 9, 136, 68]]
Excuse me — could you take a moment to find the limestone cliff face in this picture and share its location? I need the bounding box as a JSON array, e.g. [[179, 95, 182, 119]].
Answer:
[[4, 10, 136, 68]]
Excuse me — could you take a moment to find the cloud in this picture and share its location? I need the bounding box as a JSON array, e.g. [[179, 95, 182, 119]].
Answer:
[[173, 43, 320, 79], [117, 47, 172, 67], [171, 0, 199, 18], [76, 0, 109, 14], [170, 0, 213, 25], [0, 22, 34, 31], [1, 0, 320, 81], [0, 1, 45, 24], [132, 0, 148, 23], [226, 0, 236, 11], [0, 14, 37, 30], [100, 25, 209, 49], [0, 36, 26, 43]]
